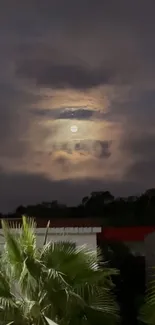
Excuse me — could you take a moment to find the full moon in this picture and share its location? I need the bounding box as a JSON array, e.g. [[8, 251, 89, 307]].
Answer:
[[70, 125, 78, 133]]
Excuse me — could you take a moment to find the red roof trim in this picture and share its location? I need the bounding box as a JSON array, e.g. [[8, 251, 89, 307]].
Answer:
[[98, 227, 155, 242]]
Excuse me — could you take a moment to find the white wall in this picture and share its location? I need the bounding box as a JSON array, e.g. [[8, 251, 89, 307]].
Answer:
[[0, 228, 98, 251], [37, 233, 97, 249], [36, 228, 97, 249]]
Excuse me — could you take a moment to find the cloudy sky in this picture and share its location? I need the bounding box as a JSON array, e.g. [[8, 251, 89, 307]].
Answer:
[[0, 0, 155, 211]]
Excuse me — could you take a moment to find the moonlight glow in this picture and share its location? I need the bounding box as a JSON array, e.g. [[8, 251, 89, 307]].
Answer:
[[70, 125, 78, 133]]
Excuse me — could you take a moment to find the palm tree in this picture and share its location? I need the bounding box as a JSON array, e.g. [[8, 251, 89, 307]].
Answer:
[[138, 272, 155, 325], [0, 216, 119, 325]]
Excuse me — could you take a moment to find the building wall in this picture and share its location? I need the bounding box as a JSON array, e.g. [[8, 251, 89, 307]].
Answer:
[[37, 233, 97, 249], [0, 228, 98, 251]]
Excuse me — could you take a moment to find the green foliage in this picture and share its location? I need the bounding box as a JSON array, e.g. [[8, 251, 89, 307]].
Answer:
[[139, 271, 155, 324], [0, 216, 119, 325]]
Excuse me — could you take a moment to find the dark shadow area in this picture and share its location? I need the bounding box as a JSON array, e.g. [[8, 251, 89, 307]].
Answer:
[[98, 241, 145, 325]]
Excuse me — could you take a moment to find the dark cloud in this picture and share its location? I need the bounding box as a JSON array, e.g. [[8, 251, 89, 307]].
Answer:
[[126, 160, 155, 187], [121, 133, 155, 159], [122, 133, 155, 185], [57, 109, 108, 121], [58, 108, 94, 120], [51, 140, 111, 159], [30, 107, 106, 121], [0, 83, 39, 159], [74, 140, 111, 158], [16, 62, 114, 90], [4, 1, 155, 45], [12, 0, 155, 91], [109, 89, 155, 124], [30, 108, 94, 120]]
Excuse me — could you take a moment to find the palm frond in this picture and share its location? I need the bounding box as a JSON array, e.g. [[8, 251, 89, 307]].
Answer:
[[20, 216, 37, 258], [44, 316, 58, 325], [1, 220, 23, 264], [139, 279, 155, 324], [41, 241, 119, 322], [18, 259, 38, 298], [41, 241, 77, 268], [0, 269, 18, 324], [87, 286, 119, 314], [1, 218, 40, 300], [1, 220, 23, 279], [85, 305, 119, 325]]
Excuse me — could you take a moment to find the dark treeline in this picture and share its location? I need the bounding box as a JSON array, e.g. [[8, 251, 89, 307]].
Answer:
[[1, 188, 155, 226]]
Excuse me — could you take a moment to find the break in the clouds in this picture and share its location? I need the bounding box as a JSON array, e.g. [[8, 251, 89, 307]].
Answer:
[[0, 0, 155, 210]]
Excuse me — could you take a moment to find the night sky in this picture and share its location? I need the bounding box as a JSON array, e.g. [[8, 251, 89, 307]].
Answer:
[[1, 1, 155, 211]]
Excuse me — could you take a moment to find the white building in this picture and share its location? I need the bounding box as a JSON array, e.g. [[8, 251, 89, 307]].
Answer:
[[0, 218, 102, 251], [36, 226, 101, 249]]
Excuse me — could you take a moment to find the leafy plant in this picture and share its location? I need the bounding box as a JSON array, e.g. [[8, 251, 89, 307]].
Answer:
[[0, 216, 119, 325], [139, 270, 155, 324]]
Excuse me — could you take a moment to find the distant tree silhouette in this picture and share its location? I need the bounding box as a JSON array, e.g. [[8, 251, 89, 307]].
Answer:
[[1, 188, 155, 226], [82, 196, 89, 206], [15, 205, 26, 215], [81, 191, 114, 215]]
